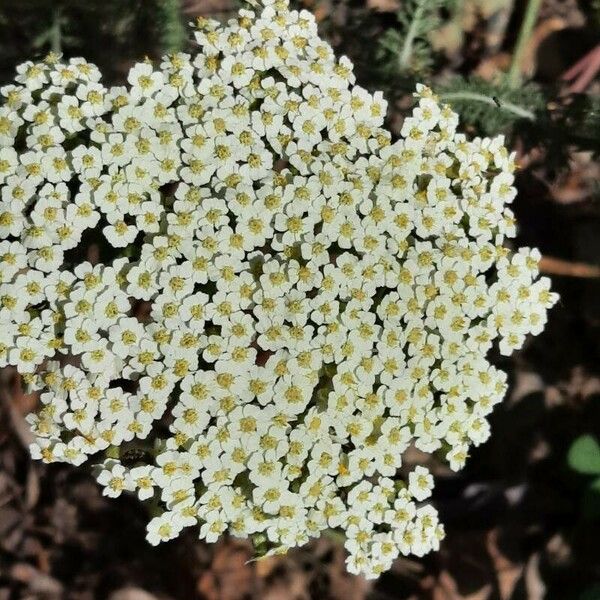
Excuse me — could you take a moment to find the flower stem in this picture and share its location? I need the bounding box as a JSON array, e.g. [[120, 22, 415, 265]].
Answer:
[[50, 7, 62, 55], [507, 0, 543, 88], [157, 0, 186, 55]]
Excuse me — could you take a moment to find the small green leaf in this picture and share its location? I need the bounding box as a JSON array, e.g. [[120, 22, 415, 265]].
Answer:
[[568, 435, 600, 475]]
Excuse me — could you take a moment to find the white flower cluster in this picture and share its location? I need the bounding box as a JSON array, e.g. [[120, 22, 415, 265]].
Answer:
[[0, 0, 556, 578]]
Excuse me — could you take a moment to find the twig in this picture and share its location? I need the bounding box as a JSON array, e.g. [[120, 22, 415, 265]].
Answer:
[[539, 256, 600, 278]]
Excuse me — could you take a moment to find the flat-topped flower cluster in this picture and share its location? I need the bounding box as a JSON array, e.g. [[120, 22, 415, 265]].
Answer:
[[0, 0, 556, 578]]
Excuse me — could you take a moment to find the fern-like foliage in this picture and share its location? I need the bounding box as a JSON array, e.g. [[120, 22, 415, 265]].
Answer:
[[438, 76, 545, 136], [377, 0, 455, 77], [439, 76, 600, 173]]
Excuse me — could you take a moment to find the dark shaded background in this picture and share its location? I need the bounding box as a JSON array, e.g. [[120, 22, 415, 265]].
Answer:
[[1, 0, 600, 598]]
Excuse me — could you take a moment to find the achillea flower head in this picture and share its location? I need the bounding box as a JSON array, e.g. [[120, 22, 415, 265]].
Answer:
[[0, 0, 557, 578]]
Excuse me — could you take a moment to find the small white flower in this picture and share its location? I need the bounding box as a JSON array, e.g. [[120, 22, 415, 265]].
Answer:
[[408, 466, 434, 502], [0, 0, 557, 580], [97, 461, 131, 498]]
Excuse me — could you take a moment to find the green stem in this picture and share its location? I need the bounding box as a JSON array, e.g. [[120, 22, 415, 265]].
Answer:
[[399, 0, 426, 70], [156, 0, 186, 55], [439, 91, 536, 120], [507, 0, 543, 88], [50, 7, 62, 54]]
